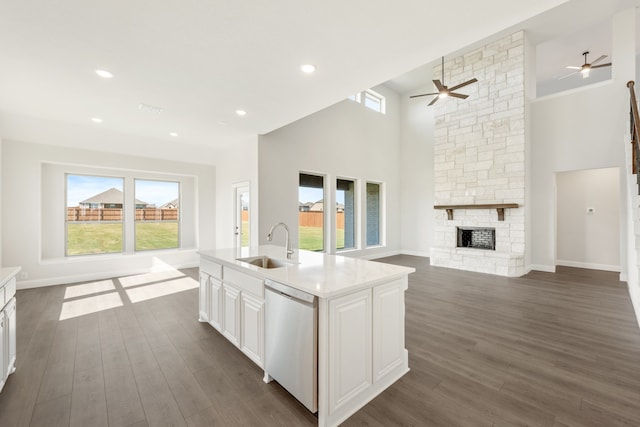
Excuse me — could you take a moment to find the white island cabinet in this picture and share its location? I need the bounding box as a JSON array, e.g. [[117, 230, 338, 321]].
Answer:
[[0, 266, 20, 395], [198, 246, 414, 427]]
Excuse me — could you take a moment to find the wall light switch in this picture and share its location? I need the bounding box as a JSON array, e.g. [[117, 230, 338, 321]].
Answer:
[[586, 207, 595, 214]]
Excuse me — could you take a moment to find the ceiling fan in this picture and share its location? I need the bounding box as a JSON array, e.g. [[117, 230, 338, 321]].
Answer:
[[410, 56, 478, 106], [559, 51, 611, 79]]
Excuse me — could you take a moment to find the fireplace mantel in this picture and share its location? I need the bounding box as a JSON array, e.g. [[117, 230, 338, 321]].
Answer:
[[434, 203, 519, 221]]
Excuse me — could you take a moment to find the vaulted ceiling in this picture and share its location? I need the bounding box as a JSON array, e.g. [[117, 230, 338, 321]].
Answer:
[[0, 0, 637, 153]]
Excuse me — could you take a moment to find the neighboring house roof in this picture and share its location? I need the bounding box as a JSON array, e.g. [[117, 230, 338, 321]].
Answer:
[[161, 198, 179, 209], [80, 188, 148, 206]]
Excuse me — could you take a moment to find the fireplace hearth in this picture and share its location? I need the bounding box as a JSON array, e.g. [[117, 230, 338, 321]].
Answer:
[[457, 227, 496, 250]]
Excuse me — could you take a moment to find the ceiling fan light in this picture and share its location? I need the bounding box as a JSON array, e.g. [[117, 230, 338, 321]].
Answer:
[[439, 91, 448, 99], [581, 68, 590, 78]]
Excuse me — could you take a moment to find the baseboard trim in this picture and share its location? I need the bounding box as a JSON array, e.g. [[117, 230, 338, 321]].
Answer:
[[361, 250, 402, 260], [528, 264, 556, 273], [17, 261, 199, 290], [556, 260, 620, 273]]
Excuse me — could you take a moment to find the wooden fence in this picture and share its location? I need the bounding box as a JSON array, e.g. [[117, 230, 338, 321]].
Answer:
[[67, 207, 178, 222], [299, 211, 344, 228]]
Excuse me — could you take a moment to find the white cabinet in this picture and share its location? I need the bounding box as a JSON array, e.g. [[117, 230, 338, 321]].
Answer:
[[328, 288, 372, 414], [0, 268, 19, 395], [208, 278, 222, 331], [240, 292, 264, 367], [198, 272, 209, 322], [221, 283, 241, 347]]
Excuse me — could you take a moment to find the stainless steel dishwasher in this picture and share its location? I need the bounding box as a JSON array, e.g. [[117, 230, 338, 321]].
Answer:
[[264, 279, 318, 413]]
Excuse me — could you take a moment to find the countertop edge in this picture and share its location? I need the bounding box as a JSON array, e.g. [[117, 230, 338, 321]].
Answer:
[[0, 267, 22, 287], [198, 248, 415, 299]]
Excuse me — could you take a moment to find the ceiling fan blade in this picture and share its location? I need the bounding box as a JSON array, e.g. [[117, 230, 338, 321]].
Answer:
[[591, 55, 607, 65], [433, 79, 445, 91], [447, 78, 478, 92], [591, 63, 612, 69], [427, 96, 439, 106], [565, 66, 582, 70], [448, 92, 469, 99], [410, 92, 439, 98], [557, 71, 578, 80]]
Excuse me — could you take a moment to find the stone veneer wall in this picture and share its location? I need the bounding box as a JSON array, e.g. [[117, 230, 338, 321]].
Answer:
[[430, 31, 526, 276]]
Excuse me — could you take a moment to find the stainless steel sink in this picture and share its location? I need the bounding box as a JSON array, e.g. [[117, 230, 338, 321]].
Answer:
[[236, 256, 295, 269]]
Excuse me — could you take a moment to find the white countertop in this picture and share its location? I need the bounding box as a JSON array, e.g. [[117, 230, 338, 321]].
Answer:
[[0, 266, 21, 287], [198, 245, 415, 298]]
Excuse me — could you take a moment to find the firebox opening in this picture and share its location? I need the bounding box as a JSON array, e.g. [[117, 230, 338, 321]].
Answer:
[[457, 227, 496, 250]]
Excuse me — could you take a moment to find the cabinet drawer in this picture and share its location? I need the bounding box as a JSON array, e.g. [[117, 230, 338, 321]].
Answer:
[[223, 268, 263, 298], [200, 259, 222, 279]]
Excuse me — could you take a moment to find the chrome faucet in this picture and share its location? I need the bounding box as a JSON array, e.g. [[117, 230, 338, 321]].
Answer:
[[267, 222, 294, 259]]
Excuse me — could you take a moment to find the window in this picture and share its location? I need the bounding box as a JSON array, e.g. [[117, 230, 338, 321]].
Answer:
[[299, 173, 324, 252], [134, 179, 180, 251], [366, 182, 381, 246], [363, 89, 385, 114], [348, 93, 362, 103], [336, 178, 356, 251], [66, 174, 124, 256]]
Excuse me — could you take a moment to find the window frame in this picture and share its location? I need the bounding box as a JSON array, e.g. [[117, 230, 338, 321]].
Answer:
[[336, 177, 358, 252], [363, 89, 386, 114], [298, 172, 327, 253], [365, 181, 385, 248], [65, 173, 125, 257], [133, 178, 181, 252]]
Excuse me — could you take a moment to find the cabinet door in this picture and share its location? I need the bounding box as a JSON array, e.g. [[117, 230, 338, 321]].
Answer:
[[199, 272, 209, 322], [6, 299, 16, 376], [208, 278, 222, 331], [222, 284, 241, 347], [240, 293, 264, 367], [0, 313, 5, 392], [373, 280, 405, 381], [328, 288, 372, 413]]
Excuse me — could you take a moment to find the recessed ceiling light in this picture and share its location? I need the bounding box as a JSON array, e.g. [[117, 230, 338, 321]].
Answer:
[[95, 69, 114, 79], [91, 117, 103, 123], [236, 110, 247, 116], [169, 132, 178, 137], [301, 64, 316, 74]]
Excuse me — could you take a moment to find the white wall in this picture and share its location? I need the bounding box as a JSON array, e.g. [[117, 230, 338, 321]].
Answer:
[[257, 85, 401, 258], [399, 84, 434, 256], [1, 140, 216, 288], [556, 167, 620, 271], [214, 137, 259, 249], [530, 82, 627, 273]]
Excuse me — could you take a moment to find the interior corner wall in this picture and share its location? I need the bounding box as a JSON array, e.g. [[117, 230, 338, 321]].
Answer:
[[1, 139, 216, 289], [214, 137, 259, 249], [258, 85, 401, 259], [399, 83, 434, 256], [530, 83, 627, 272]]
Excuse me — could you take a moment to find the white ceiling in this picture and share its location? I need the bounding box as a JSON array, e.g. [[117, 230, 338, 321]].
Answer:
[[0, 0, 638, 152]]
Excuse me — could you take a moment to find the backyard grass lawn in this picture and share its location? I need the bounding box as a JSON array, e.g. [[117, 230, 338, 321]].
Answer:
[[135, 222, 179, 250], [299, 226, 344, 251], [67, 223, 123, 255], [67, 222, 178, 254]]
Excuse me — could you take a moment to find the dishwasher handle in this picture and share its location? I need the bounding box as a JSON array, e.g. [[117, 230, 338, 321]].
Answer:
[[265, 279, 316, 304]]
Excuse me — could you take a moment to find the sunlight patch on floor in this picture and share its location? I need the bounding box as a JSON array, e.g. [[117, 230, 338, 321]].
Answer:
[[59, 292, 123, 320], [64, 279, 116, 299], [118, 269, 186, 288], [125, 276, 198, 303]]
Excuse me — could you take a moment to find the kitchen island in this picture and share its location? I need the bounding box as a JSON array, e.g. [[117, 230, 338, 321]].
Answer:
[[198, 245, 414, 427]]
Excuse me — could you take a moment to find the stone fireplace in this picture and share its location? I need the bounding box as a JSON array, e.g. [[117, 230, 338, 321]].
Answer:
[[429, 31, 528, 277]]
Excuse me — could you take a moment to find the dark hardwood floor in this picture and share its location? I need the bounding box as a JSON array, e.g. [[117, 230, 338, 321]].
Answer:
[[0, 256, 639, 426]]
